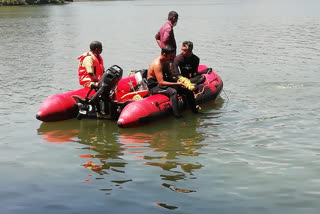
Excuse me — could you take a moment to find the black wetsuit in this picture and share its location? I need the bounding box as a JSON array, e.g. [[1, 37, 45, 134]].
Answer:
[[173, 53, 205, 85], [147, 76, 197, 117]]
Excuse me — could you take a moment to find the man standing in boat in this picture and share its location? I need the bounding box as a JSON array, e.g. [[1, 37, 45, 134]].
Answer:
[[173, 41, 212, 85], [147, 45, 198, 118], [155, 11, 178, 53], [77, 41, 104, 88]]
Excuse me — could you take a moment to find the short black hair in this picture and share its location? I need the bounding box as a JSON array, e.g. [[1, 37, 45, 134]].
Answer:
[[168, 11, 178, 20], [182, 41, 193, 51], [161, 45, 175, 55], [90, 41, 102, 51]]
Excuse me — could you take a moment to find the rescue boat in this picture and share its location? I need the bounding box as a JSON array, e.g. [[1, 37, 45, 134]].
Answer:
[[36, 65, 223, 128], [36, 65, 123, 122], [117, 65, 223, 128]]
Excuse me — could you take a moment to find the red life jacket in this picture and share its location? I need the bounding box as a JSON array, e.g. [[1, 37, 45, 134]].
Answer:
[[77, 51, 104, 87]]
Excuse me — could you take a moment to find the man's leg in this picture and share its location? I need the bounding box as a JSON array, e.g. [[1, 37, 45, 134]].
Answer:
[[150, 86, 180, 117], [177, 87, 198, 113]]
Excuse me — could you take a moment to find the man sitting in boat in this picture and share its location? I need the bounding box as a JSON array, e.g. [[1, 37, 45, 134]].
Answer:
[[147, 45, 198, 118], [173, 41, 212, 85], [77, 41, 104, 88]]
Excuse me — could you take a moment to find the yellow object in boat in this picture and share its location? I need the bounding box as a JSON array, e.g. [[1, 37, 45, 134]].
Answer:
[[177, 76, 195, 91]]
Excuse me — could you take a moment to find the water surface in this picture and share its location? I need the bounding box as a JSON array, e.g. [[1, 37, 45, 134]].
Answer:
[[1, 0, 320, 213]]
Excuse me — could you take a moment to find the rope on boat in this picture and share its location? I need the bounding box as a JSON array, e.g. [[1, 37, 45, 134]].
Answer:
[[222, 89, 230, 101], [132, 94, 143, 100], [120, 90, 148, 100], [194, 69, 212, 99], [128, 71, 135, 76]]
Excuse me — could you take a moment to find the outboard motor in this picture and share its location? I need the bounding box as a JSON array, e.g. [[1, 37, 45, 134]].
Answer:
[[73, 65, 123, 120], [90, 64, 123, 103]]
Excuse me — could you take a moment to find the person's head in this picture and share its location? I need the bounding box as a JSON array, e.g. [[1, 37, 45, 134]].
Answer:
[[161, 45, 176, 61], [168, 11, 178, 26], [90, 41, 103, 55], [181, 41, 193, 57]]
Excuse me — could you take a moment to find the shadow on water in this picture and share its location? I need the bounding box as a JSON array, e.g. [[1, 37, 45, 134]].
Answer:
[[37, 98, 224, 199]]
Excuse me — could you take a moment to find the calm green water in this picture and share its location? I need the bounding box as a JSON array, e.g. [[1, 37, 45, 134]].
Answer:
[[1, 0, 320, 213]]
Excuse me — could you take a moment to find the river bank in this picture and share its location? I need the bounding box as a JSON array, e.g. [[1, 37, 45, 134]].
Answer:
[[0, 0, 71, 6]]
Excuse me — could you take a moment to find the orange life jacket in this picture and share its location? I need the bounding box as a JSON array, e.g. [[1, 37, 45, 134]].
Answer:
[[77, 51, 104, 87]]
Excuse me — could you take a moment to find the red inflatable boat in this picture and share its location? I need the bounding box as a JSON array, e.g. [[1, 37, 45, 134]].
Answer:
[[117, 65, 223, 127], [36, 65, 223, 127], [36, 88, 96, 122]]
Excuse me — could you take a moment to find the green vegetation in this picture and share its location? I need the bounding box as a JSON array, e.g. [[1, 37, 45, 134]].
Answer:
[[0, 0, 70, 5]]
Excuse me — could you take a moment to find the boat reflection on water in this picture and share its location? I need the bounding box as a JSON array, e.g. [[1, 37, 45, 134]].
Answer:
[[37, 99, 223, 195], [120, 119, 204, 173], [119, 118, 206, 194], [38, 119, 126, 179], [38, 120, 80, 144]]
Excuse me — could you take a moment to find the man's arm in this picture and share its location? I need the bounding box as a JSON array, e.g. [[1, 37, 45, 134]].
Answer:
[[155, 25, 171, 48], [172, 56, 182, 80], [192, 56, 200, 76], [155, 32, 162, 48], [88, 73, 99, 82], [83, 56, 99, 82], [161, 29, 171, 45], [154, 63, 181, 87]]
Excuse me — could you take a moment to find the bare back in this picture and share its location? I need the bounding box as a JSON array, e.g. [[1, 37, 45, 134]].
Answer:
[[147, 56, 163, 80]]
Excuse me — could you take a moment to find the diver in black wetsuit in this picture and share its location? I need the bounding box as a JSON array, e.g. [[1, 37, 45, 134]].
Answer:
[[173, 41, 212, 85]]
